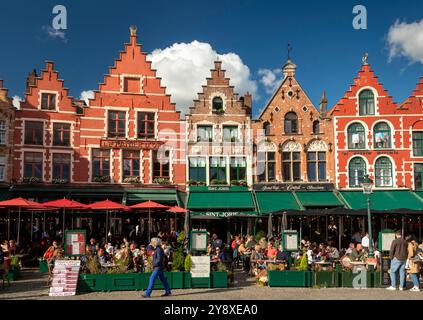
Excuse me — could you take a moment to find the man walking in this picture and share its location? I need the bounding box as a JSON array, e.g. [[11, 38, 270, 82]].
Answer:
[[142, 238, 171, 298], [386, 230, 408, 291]]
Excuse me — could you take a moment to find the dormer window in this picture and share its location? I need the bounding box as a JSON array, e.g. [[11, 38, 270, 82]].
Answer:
[[359, 89, 375, 115], [212, 97, 224, 114], [41, 93, 56, 110]]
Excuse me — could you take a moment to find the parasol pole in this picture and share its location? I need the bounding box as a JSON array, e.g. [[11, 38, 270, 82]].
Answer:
[[62, 208, 65, 244], [106, 209, 109, 243], [148, 208, 151, 241], [17, 207, 21, 245], [43, 211, 46, 236], [7, 209, 10, 240], [31, 210, 33, 242]]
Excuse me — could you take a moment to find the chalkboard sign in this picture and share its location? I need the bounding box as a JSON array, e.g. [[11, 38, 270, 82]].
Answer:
[[190, 230, 208, 252], [379, 230, 395, 252], [380, 255, 391, 288]]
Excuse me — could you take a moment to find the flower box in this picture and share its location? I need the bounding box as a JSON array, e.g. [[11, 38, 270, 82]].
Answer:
[[6, 267, 21, 281], [211, 271, 228, 288], [172, 271, 184, 289], [78, 274, 108, 292], [39, 259, 49, 273], [183, 272, 192, 288], [105, 273, 141, 291], [268, 271, 311, 287], [312, 271, 339, 288], [191, 276, 211, 288]]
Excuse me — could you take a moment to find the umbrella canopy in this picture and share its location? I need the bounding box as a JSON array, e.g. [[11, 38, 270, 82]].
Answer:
[[43, 198, 87, 209], [0, 197, 46, 210], [89, 200, 130, 211], [167, 205, 189, 213], [130, 200, 169, 210]]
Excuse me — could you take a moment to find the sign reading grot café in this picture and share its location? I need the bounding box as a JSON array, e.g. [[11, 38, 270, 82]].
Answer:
[[253, 183, 335, 192], [100, 139, 164, 150]]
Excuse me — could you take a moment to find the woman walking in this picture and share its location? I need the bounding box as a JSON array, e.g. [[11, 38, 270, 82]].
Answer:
[[407, 236, 421, 292]]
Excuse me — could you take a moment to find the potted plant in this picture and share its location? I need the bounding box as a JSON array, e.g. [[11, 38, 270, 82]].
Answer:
[[123, 176, 140, 183], [22, 176, 42, 184], [231, 180, 240, 186], [52, 178, 69, 184], [212, 262, 229, 288], [187, 180, 198, 186], [92, 176, 111, 183], [153, 177, 171, 185], [268, 253, 311, 287]]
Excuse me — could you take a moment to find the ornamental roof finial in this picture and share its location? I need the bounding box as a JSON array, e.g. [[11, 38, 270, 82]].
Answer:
[[129, 25, 137, 36]]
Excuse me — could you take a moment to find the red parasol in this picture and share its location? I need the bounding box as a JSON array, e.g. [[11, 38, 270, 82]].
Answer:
[[89, 199, 130, 211], [167, 206, 189, 213], [0, 197, 47, 244], [89, 200, 130, 242], [43, 198, 88, 243], [130, 201, 169, 240]]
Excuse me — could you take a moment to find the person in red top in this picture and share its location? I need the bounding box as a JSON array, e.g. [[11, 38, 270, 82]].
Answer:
[[265, 242, 278, 260], [231, 236, 240, 250]]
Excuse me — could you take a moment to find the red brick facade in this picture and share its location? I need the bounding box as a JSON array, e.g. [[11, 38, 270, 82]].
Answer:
[[0, 80, 14, 183], [12, 27, 186, 187], [252, 59, 335, 184], [330, 61, 423, 190]]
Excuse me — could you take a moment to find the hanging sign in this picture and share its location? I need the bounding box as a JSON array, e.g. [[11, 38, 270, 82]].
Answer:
[[49, 260, 81, 297], [253, 183, 335, 192], [100, 139, 163, 150], [64, 230, 86, 257]]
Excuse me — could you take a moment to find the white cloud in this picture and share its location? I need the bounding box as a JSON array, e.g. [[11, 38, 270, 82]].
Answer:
[[41, 26, 67, 43], [147, 41, 257, 115], [258, 68, 282, 94], [12, 96, 22, 109], [79, 90, 94, 106], [387, 19, 423, 64]]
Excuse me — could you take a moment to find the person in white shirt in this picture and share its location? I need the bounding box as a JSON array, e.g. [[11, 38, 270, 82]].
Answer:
[[361, 232, 370, 252]]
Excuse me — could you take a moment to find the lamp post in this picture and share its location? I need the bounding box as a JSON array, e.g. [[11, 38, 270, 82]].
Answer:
[[362, 174, 374, 257]]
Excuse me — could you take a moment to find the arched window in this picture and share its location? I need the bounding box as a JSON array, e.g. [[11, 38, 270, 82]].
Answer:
[[313, 120, 320, 134], [282, 141, 301, 182], [373, 122, 391, 149], [375, 157, 393, 187], [348, 123, 366, 149], [263, 121, 271, 136], [212, 97, 224, 113], [349, 157, 366, 188], [359, 89, 375, 115], [284, 112, 298, 134]]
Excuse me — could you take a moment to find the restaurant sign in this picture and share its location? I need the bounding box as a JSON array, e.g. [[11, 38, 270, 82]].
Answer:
[[193, 211, 257, 218], [253, 183, 335, 192], [100, 139, 164, 150]]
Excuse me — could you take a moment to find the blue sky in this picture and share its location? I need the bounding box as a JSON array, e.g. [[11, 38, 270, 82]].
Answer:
[[1, 0, 423, 117]]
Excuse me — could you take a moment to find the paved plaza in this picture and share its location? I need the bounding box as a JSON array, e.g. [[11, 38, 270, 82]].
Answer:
[[1, 268, 423, 300]]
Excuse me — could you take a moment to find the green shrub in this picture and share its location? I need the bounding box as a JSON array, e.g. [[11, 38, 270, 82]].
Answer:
[[172, 248, 185, 271], [296, 253, 308, 271], [177, 231, 186, 245], [184, 254, 192, 272]]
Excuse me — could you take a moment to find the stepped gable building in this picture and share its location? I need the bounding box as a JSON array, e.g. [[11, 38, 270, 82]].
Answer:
[[0, 80, 15, 184], [252, 58, 334, 187], [12, 63, 81, 185], [186, 60, 253, 186], [11, 26, 186, 204], [330, 54, 423, 191], [79, 26, 185, 187]]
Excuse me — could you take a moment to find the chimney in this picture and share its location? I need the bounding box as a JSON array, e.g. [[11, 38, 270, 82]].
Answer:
[[320, 90, 328, 118], [242, 92, 252, 115], [0, 80, 8, 102], [26, 69, 37, 93]]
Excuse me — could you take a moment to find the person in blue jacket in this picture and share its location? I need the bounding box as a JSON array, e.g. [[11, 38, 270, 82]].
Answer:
[[142, 237, 171, 298]]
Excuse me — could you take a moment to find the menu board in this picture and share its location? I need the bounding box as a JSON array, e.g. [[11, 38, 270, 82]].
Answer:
[[282, 231, 299, 251], [191, 231, 208, 252], [64, 230, 86, 256], [190, 256, 210, 278], [49, 260, 81, 296], [379, 231, 396, 252]]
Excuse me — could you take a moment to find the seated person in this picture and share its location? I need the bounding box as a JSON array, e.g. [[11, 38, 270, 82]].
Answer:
[[276, 244, 289, 262], [129, 243, 140, 272], [350, 243, 365, 262], [245, 236, 257, 249], [251, 244, 266, 270], [212, 247, 226, 263], [264, 242, 277, 260]]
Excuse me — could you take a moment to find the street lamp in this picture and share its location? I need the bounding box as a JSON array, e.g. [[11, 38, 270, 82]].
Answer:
[[362, 174, 374, 257]]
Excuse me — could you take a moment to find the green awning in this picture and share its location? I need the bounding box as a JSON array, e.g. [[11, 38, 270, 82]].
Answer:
[[126, 190, 178, 204], [340, 191, 423, 211], [254, 192, 301, 214], [295, 192, 345, 208], [187, 191, 255, 210]]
